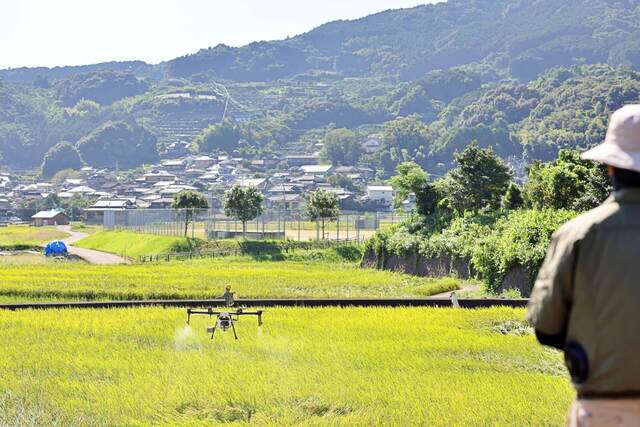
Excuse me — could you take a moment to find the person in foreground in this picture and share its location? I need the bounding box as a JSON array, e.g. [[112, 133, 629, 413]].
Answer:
[[527, 104, 640, 426]]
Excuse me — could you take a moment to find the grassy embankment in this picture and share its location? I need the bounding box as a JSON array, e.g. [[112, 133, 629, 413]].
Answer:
[[0, 307, 572, 425], [74, 230, 196, 258], [0, 225, 69, 250], [69, 222, 102, 234], [0, 257, 459, 302]]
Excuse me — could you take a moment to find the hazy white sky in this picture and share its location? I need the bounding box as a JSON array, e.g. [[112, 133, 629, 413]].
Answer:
[[0, 1, 439, 69]]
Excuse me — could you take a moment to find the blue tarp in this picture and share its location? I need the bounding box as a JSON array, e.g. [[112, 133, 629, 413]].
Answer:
[[44, 241, 68, 257]]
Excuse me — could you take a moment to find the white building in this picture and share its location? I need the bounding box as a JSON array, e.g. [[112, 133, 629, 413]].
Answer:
[[366, 185, 394, 206], [300, 164, 333, 176], [363, 138, 382, 153]]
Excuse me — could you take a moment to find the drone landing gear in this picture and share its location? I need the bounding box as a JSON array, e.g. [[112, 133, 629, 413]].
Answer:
[[208, 321, 238, 340]]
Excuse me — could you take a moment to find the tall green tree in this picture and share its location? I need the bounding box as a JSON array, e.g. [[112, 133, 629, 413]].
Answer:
[[388, 161, 440, 217], [77, 121, 158, 169], [523, 149, 609, 211], [501, 182, 524, 211], [444, 142, 512, 214], [381, 115, 430, 170], [305, 189, 339, 239], [388, 162, 428, 209], [320, 128, 363, 166], [41, 142, 82, 178], [172, 190, 210, 236], [223, 185, 264, 237], [195, 119, 242, 154]]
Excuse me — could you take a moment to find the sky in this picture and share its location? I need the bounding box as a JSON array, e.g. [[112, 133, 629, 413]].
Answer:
[[0, 0, 440, 69]]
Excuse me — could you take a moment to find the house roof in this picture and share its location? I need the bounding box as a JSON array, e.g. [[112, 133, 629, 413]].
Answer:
[[68, 185, 96, 194], [238, 178, 267, 188], [88, 199, 132, 209], [367, 185, 393, 192], [32, 209, 67, 219], [300, 165, 333, 174]]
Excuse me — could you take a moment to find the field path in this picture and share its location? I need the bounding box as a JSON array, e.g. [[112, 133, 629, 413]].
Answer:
[[55, 225, 128, 265], [430, 283, 481, 299]]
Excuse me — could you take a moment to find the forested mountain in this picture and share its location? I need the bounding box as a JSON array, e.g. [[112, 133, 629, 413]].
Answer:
[[167, 0, 640, 81], [2, 0, 640, 175]]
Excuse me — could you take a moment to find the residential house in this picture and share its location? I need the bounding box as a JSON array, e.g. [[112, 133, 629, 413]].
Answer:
[[160, 140, 190, 158], [366, 185, 394, 207], [300, 164, 333, 177], [144, 170, 176, 184], [266, 194, 305, 211], [362, 138, 382, 153], [285, 155, 319, 167], [193, 156, 215, 170], [238, 178, 268, 191], [84, 198, 135, 225], [148, 198, 175, 209], [32, 209, 70, 226], [162, 159, 186, 172]]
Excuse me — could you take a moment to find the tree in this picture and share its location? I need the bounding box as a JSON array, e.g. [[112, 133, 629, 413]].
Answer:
[[320, 128, 363, 166], [522, 149, 609, 211], [43, 193, 62, 210], [305, 189, 339, 239], [327, 173, 358, 192], [223, 186, 264, 237], [388, 162, 428, 209], [388, 161, 441, 217], [63, 194, 91, 221], [195, 119, 242, 154], [501, 182, 524, 211], [381, 115, 431, 170], [77, 121, 158, 169], [41, 142, 82, 178], [172, 190, 210, 236], [444, 142, 512, 214]]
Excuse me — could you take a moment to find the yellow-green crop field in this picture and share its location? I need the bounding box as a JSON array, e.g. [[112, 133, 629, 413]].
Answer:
[[0, 307, 572, 425], [0, 258, 460, 302], [74, 230, 194, 258], [0, 225, 69, 248]]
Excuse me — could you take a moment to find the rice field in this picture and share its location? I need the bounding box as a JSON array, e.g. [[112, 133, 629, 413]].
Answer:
[[0, 258, 460, 302], [0, 225, 69, 249], [0, 306, 573, 425]]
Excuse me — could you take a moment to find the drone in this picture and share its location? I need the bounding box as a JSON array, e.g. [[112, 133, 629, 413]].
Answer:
[[186, 287, 263, 339]]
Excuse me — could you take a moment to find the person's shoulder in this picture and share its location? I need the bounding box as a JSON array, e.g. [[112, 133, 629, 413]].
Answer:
[[553, 199, 619, 242]]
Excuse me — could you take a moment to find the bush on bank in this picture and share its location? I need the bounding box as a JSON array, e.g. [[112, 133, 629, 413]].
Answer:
[[364, 209, 576, 294]]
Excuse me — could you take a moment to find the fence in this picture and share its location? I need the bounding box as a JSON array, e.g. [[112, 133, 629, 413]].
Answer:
[[104, 208, 408, 242]]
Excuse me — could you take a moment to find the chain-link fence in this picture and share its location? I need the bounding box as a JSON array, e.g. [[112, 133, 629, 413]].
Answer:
[[103, 208, 408, 242]]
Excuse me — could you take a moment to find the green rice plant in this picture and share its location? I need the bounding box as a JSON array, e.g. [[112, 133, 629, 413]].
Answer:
[[0, 258, 459, 301], [0, 307, 572, 425], [0, 225, 69, 250]]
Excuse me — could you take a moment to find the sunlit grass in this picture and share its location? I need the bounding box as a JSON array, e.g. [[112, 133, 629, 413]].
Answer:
[[74, 230, 195, 258], [0, 225, 69, 248], [0, 258, 460, 302], [0, 307, 572, 425]]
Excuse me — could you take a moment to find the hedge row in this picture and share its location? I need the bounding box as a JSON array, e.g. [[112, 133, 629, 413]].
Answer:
[[364, 209, 576, 293]]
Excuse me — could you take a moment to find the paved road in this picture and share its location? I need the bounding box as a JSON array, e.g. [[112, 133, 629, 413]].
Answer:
[[55, 225, 128, 265]]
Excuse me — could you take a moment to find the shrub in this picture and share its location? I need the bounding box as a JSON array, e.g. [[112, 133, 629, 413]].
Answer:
[[471, 209, 576, 293]]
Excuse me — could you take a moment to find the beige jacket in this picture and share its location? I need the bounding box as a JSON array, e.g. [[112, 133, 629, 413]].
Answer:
[[527, 189, 640, 398]]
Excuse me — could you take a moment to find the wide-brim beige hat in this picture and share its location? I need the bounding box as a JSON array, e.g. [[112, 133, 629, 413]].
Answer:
[[582, 104, 640, 172]]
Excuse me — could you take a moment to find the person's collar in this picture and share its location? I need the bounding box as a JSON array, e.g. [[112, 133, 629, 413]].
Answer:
[[613, 187, 640, 203]]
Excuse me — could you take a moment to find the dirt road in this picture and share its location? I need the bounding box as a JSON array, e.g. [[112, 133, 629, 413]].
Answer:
[[55, 225, 127, 265]]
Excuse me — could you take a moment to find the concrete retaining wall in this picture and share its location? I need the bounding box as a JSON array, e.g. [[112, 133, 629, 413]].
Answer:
[[362, 249, 533, 297]]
